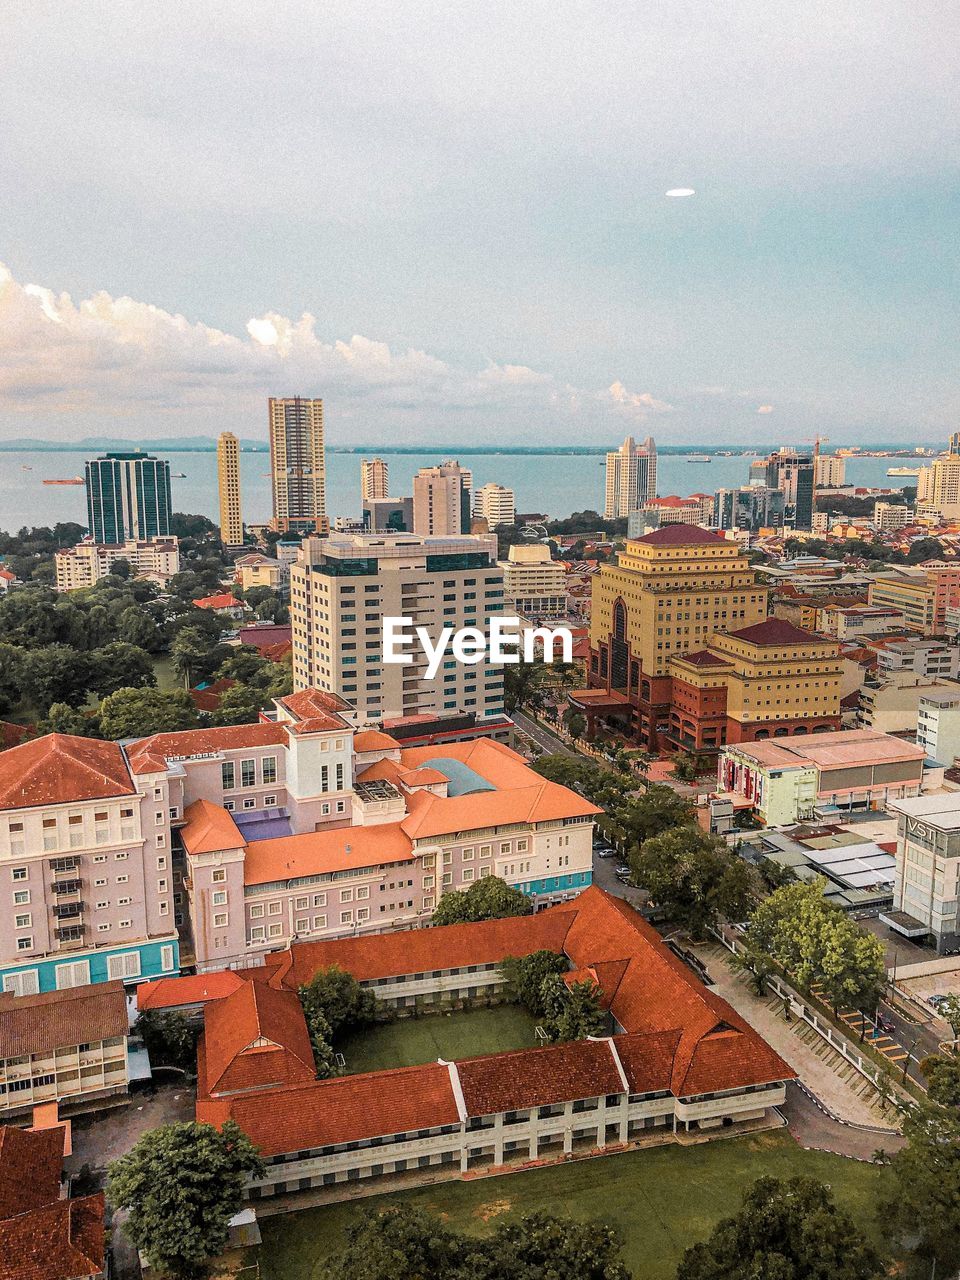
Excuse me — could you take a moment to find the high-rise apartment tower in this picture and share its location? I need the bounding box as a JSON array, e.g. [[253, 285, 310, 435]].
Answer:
[[217, 432, 243, 546], [603, 437, 657, 519], [268, 397, 326, 532], [412, 462, 472, 535], [360, 457, 389, 501]]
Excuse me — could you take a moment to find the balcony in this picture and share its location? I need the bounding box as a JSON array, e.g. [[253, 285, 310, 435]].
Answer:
[[48, 856, 81, 873], [55, 925, 86, 946], [52, 902, 84, 920], [50, 879, 82, 897]]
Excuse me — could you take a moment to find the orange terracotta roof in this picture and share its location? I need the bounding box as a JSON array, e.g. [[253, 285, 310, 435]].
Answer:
[[137, 969, 246, 1012], [614, 1029, 682, 1094], [456, 1038, 623, 1115], [0, 982, 127, 1058], [354, 729, 399, 753], [277, 688, 353, 733], [180, 799, 244, 855], [199, 981, 316, 1098], [0, 1194, 105, 1280], [243, 821, 414, 887], [197, 1061, 460, 1156], [126, 721, 287, 774], [0, 734, 134, 810], [399, 781, 599, 840], [189, 677, 236, 711], [275, 908, 578, 987], [193, 592, 242, 610], [0, 1128, 63, 1218]]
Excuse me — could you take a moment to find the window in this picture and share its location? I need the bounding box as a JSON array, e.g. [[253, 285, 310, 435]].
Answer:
[[240, 759, 256, 788], [42, 818, 57, 851], [116, 874, 129, 884], [161, 945, 175, 972], [115, 851, 128, 861], [313, 893, 326, 907], [11, 867, 26, 881], [242, 797, 256, 810], [3, 971, 38, 997], [107, 952, 141, 980], [313, 915, 326, 930], [356, 907, 369, 922], [119, 919, 131, 929], [340, 888, 354, 902], [13, 890, 29, 905], [268, 901, 282, 915], [262, 757, 277, 785], [56, 960, 90, 989], [17, 936, 32, 952], [14, 913, 30, 929], [264, 795, 277, 807], [212, 890, 227, 906], [224, 801, 235, 812], [295, 896, 309, 910], [249, 904, 264, 919], [340, 911, 353, 924], [214, 913, 228, 927], [295, 917, 308, 932], [356, 885, 369, 900], [212, 868, 226, 883], [157, 878, 168, 892], [221, 761, 235, 790], [156, 856, 167, 870], [251, 927, 265, 942], [268, 923, 283, 937]]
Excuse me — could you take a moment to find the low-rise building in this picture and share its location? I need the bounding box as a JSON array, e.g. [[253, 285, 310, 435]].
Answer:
[[54, 538, 180, 592], [0, 981, 128, 1115], [874, 502, 910, 532], [885, 792, 960, 952], [234, 553, 286, 593], [859, 672, 960, 734], [0, 568, 20, 595], [868, 563, 960, 635], [0, 1125, 105, 1280], [916, 689, 960, 766], [499, 544, 567, 617], [193, 592, 247, 619], [718, 728, 928, 825], [875, 637, 959, 679], [642, 494, 714, 526], [815, 604, 904, 641], [190, 887, 793, 1202]]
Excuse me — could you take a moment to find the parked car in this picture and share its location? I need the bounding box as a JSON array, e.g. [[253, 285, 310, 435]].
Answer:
[[595, 848, 617, 859], [615, 870, 632, 884], [928, 994, 947, 1009], [877, 1014, 896, 1034]]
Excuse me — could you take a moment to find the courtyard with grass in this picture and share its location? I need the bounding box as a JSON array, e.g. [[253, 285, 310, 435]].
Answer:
[[335, 1005, 541, 1075], [258, 1131, 893, 1280]]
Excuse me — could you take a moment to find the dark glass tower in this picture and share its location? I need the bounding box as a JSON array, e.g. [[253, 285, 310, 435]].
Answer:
[[85, 453, 173, 543]]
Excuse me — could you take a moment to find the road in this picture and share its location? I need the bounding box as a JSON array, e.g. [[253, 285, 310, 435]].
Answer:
[[512, 708, 577, 758]]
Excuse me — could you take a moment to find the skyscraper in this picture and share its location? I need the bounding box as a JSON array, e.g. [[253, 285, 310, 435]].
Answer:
[[755, 447, 815, 529], [217, 432, 243, 547], [412, 461, 472, 535], [603, 436, 657, 519], [268, 397, 326, 532], [473, 483, 516, 528], [360, 457, 389, 501], [85, 452, 172, 544]]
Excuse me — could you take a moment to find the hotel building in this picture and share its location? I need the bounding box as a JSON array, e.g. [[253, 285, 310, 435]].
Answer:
[[604, 436, 657, 519], [473, 483, 516, 529], [268, 396, 326, 533], [360, 458, 389, 501], [413, 462, 472, 536], [886, 791, 960, 952], [54, 537, 180, 592], [217, 432, 244, 547], [289, 531, 505, 722], [84, 453, 172, 544]]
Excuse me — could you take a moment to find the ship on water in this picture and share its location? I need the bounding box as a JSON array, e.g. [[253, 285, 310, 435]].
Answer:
[[887, 466, 922, 476], [42, 477, 85, 485]]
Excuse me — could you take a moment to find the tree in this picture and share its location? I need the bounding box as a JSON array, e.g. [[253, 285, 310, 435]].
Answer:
[[299, 965, 380, 1038], [617, 785, 695, 846], [171, 626, 220, 687], [134, 1011, 199, 1071], [882, 1102, 960, 1274], [0, 643, 25, 714], [539, 975, 607, 1042], [116, 604, 165, 652], [22, 643, 93, 711], [679, 1175, 885, 1280], [299, 1002, 340, 1079], [38, 702, 97, 737], [921, 1055, 960, 1108], [563, 709, 586, 740], [938, 992, 960, 1043], [629, 828, 758, 938], [108, 1120, 264, 1279], [318, 1205, 630, 1280], [431, 877, 533, 926], [500, 951, 568, 1017], [98, 687, 199, 739], [88, 641, 156, 699]]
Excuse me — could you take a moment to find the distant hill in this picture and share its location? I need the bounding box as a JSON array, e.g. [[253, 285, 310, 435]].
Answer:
[[0, 436, 268, 452]]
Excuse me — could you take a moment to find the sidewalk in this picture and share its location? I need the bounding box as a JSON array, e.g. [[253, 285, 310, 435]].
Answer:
[[694, 943, 899, 1130]]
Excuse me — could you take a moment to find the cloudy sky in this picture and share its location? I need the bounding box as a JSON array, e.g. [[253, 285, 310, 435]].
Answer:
[[1, 1, 958, 446]]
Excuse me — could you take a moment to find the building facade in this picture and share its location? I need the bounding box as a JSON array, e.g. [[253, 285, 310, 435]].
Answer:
[[54, 538, 180, 592], [360, 457, 389, 501], [641, 494, 713, 526], [814, 454, 846, 488], [714, 485, 785, 532], [916, 690, 960, 766], [868, 564, 960, 635], [578, 526, 770, 748], [84, 453, 172, 544], [289, 532, 505, 722], [604, 436, 657, 519], [413, 462, 472, 536], [268, 397, 326, 532], [0, 736, 180, 996], [499, 544, 567, 617], [363, 496, 414, 532], [859, 672, 960, 735], [886, 793, 960, 952], [473, 483, 516, 529], [873, 501, 909, 532], [217, 432, 244, 547]]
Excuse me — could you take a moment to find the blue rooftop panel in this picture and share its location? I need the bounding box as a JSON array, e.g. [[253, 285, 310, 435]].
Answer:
[[427, 757, 497, 797]]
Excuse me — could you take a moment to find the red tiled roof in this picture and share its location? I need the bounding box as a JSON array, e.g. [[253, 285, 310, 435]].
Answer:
[[672, 649, 732, 668], [275, 909, 578, 988], [243, 821, 414, 887], [238, 624, 293, 653], [277, 688, 353, 733], [354, 729, 400, 753], [0, 734, 134, 810], [457, 1038, 623, 1115], [0, 721, 34, 752], [137, 969, 246, 1012], [614, 1029, 681, 1094], [0, 1128, 63, 1218], [633, 525, 725, 546], [0, 1193, 105, 1280], [180, 799, 244, 856], [728, 619, 828, 646], [0, 982, 127, 1058], [126, 721, 287, 774], [199, 981, 316, 1098], [193, 592, 242, 610], [197, 1062, 460, 1156], [189, 677, 236, 711]]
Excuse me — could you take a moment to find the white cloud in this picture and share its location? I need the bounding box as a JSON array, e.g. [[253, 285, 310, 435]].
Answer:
[[0, 262, 674, 441]]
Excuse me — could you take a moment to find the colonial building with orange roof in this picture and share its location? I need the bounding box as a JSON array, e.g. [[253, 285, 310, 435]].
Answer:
[[183, 886, 794, 1202]]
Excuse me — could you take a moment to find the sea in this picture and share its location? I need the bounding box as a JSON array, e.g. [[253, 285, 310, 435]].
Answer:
[[0, 448, 920, 533]]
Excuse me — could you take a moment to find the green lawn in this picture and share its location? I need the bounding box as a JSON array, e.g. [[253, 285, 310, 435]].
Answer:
[[335, 1005, 541, 1075], [150, 654, 180, 691], [258, 1132, 893, 1280]]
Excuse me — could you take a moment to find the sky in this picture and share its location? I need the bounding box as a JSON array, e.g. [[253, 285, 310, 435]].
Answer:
[[1, 1, 959, 447]]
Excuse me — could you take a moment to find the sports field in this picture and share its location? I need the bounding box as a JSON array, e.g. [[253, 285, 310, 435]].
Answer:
[[335, 1005, 540, 1074]]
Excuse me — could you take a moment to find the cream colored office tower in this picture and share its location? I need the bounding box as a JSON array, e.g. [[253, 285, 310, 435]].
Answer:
[[604, 436, 657, 518], [412, 461, 471, 535], [217, 432, 244, 546], [473, 483, 516, 529], [361, 457, 389, 501], [268, 397, 326, 531], [289, 532, 504, 722]]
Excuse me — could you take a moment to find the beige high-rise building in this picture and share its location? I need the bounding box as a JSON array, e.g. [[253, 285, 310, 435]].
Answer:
[[604, 436, 657, 519], [473, 483, 516, 529], [360, 457, 389, 501], [268, 397, 326, 532], [814, 454, 846, 488], [499, 543, 566, 617], [412, 461, 471, 535], [916, 435, 960, 521], [290, 532, 504, 723], [217, 432, 243, 546]]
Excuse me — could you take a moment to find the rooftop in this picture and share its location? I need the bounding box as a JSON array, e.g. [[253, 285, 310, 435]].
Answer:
[[632, 525, 726, 547], [726, 618, 830, 647], [0, 735, 135, 811], [726, 728, 926, 771], [127, 721, 287, 774], [0, 981, 127, 1058]]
